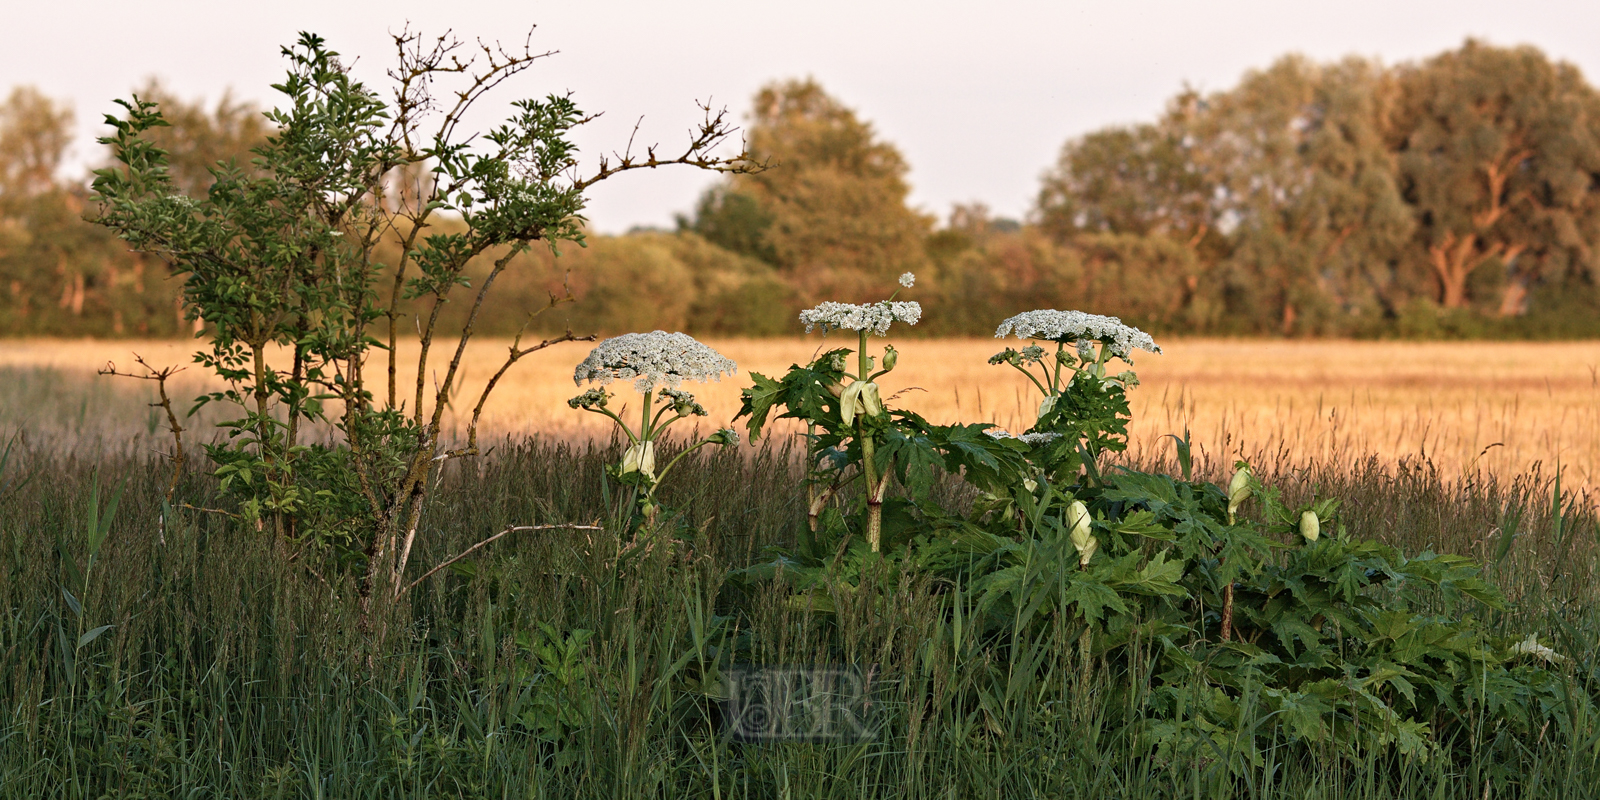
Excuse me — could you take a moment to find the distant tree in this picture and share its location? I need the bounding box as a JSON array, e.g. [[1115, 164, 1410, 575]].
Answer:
[[1392, 40, 1600, 313], [133, 80, 271, 197], [677, 183, 776, 264], [1036, 109, 1217, 248], [687, 78, 929, 301], [1201, 56, 1413, 333], [0, 86, 74, 200]]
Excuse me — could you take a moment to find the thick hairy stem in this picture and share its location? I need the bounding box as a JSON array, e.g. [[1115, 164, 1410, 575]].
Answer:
[[1220, 583, 1235, 642], [856, 330, 881, 552]]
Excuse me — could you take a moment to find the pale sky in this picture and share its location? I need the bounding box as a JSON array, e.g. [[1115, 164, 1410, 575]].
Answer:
[[11, 1, 1600, 233]]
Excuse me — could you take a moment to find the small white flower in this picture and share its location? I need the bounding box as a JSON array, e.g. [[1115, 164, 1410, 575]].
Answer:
[[984, 428, 1013, 439], [995, 309, 1161, 363], [800, 301, 922, 336], [1019, 432, 1062, 446], [574, 331, 737, 392], [898, 272, 916, 288]]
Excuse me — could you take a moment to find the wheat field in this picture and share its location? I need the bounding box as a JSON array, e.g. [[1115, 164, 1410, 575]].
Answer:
[[1, 336, 1597, 487]]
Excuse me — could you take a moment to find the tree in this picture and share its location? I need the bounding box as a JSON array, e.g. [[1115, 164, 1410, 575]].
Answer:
[[92, 30, 755, 618], [1036, 111, 1216, 247], [1035, 93, 1225, 326], [130, 80, 271, 198], [0, 86, 73, 200], [1201, 56, 1413, 333], [1392, 40, 1600, 313], [687, 78, 929, 301]]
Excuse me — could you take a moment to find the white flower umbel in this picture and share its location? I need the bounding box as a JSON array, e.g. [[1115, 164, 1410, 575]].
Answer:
[[899, 272, 916, 288], [799, 300, 922, 336], [995, 309, 1161, 362], [990, 309, 1161, 440], [574, 330, 737, 393], [569, 331, 739, 528]]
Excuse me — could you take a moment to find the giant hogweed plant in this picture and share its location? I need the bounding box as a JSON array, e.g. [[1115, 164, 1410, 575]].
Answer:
[[90, 30, 757, 610], [737, 274, 1031, 555], [568, 331, 740, 530], [732, 307, 1585, 768]]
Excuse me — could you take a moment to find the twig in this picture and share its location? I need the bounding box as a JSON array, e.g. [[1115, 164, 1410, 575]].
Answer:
[[100, 355, 187, 544], [400, 523, 602, 595]]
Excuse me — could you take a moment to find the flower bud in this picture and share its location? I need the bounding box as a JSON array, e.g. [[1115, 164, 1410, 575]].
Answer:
[[1298, 510, 1320, 543], [1227, 464, 1253, 519], [840, 381, 864, 425], [1037, 395, 1058, 420], [708, 428, 740, 447], [859, 381, 883, 417], [1023, 478, 1038, 493], [882, 345, 898, 372], [621, 441, 656, 480], [1067, 500, 1096, 566]]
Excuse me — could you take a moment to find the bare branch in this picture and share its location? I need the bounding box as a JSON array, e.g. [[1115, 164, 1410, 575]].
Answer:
[[401, 522, 602, 595]]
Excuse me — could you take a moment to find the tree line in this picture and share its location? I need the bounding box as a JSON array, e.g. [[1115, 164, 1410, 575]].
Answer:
[[2, 39, 1598, 339]]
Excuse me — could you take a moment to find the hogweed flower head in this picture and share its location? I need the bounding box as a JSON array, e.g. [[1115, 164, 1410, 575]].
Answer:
[[568, 387, 610, 410], [898, 272, 916, 288], [995, 309, 1161, 363], [707, 427, 740, 447], [574, 331, 737, 392], [659, 387, 707, 417], [800, 300, 922, 336]]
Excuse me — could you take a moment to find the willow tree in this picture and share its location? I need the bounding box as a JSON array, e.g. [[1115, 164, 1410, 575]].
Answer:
[[1201, 55, 1413, 333], [1392, 40, 1600, 313]]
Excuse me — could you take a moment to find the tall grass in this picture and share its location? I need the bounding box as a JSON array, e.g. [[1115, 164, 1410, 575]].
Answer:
[[0, 433, 1597, 798]]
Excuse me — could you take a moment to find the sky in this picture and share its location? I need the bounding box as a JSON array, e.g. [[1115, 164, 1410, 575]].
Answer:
[[10, 1, 1600, 233]]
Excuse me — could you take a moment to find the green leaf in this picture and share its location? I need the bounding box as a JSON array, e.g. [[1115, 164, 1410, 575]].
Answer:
[[77, 624, 114, 649]]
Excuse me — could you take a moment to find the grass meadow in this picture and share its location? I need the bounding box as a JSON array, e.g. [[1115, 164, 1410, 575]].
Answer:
[[0, 337, 1598, 798]]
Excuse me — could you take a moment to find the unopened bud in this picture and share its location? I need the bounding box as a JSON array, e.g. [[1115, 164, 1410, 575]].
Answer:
[[1228, 464, 1253, 519], [1067, 500, 1096, 566], [1299, 510, 1320, 543]]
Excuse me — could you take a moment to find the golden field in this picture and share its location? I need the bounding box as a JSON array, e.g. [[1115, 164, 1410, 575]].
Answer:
[[1, 336, 1597, 487]]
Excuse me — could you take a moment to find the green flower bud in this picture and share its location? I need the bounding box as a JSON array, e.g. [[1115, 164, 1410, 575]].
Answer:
[[882, 345, 898, 371], [1227, 464, 1253, 519], [1298, 510, 1320, 543]]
